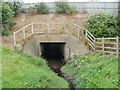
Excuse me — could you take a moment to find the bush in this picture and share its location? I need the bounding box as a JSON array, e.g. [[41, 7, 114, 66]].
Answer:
[[1, 26, 9, 36], [55, 1, 76, 14], [6, 1, 22, 16], [85, 13, 119, 38], [28, 6, 36, 14], [2, 3, 14, 25], [35, 2, 49, 14], [66, 5, 76, 14], [1, 3, 15, 36]]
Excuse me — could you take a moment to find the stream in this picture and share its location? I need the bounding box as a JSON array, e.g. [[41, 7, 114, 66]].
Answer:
[[47, 58, 75, 89]]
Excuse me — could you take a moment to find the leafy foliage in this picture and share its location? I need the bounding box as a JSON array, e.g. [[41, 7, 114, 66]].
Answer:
[[85, 13, 119, 37], [28, 6, 36, 14], [55, 1, 76, 14], [36, 2, 49, 14], [6, 1, 22, 16], [2, 47, 68, 88], [1, 3, 15, 36], [62, 53, 118, 88]]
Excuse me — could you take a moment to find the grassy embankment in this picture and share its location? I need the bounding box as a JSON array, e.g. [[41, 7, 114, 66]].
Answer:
[[1, 47, 68, 88], [62, 53, 118, 88]]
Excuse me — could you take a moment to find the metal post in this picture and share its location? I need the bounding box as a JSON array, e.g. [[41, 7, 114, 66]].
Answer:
[[13, 32, 16, 47], [32, 23, 34, 34], [102, 37, 105, 55], [116, 36, 119, 58]]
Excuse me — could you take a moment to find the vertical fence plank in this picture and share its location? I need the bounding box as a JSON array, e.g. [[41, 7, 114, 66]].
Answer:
[[85, 29, 88, 39], [31, 23, 34, 34], [116, 36, 119, 58], [78, 27, 80, 39], [23, 27, 25, 39], [94, 38, 96, 51], [102, 37, 105, 55], [13, 32, 16, 47]]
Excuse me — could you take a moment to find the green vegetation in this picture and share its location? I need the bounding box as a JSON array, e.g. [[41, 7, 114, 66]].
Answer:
[[55, 1, 76, 14], [6, 1, 23, 16], [28, 6, 36, 15], [1, 1, 22, 36], [1, 3, 14, 36], [85, 13, 119, 37], [36, 2, 49, 14], [62, 53, 118, 88], [1, 47, 68, 88]]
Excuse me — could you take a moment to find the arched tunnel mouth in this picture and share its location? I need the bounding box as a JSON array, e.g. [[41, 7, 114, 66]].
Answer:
[[40, 42, 66, 76]]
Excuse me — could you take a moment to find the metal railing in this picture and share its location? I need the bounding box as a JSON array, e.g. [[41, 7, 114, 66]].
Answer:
[[13, 22, 120, 57]]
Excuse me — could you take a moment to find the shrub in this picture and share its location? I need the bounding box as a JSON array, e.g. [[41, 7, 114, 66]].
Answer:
[[6, 1, 22, 16], [55, 1, 76, 14], [35, 2, 49, 14], [55, 1, 69, 13], [66, 5, 76, 14], [85, 13, 119, 38], [1, 26, 9, 36], [28, 6, 36, 14], [2, 3, 14, 25], [1, 3, 15, 36]]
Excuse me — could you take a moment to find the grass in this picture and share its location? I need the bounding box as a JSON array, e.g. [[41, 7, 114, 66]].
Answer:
[[62, 52, 118, 88], [1, 47, 68, 88]]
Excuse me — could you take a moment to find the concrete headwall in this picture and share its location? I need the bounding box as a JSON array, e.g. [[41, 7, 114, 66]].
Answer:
[[23, 34, 89, 59]]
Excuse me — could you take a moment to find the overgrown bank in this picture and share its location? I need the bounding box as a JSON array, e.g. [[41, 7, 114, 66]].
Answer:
[[1, 47, 68, 88], [62, 53, 118, 88]]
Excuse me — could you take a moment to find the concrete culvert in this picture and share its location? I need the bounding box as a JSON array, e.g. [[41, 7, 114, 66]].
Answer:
[[40, 42, 66, 76], [40, 42, 65, 60]]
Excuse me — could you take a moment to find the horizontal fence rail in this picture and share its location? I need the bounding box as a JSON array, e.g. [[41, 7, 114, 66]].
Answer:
[[13, 22, 120, 57]]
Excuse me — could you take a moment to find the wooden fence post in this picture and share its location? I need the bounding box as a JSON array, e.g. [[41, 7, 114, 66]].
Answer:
[[23, 27, 25, 39], [31, 23, 34, 34], [13, 32, 16, 47], [85, 29, 88, 38], [78, 27, 80, 39], [94, 38, 96, 51], [116, 36, 119, 58], [102, 37, 105, 55]]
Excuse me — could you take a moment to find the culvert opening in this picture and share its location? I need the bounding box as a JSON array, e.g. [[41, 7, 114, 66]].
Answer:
[[40, 42, 66, 76]]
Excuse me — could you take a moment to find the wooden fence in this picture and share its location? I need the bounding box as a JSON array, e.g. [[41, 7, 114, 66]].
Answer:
[[13, 22, 120, 57]]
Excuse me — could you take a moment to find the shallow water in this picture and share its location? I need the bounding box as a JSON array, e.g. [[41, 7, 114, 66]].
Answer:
[[46, 58, 75, 89]]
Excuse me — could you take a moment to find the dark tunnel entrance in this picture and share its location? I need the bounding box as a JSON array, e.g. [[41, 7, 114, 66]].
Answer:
[[40, 42, 66, 76]]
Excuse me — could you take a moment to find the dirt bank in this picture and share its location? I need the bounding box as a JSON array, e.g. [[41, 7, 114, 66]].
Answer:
[[1, 13, 90, 49]]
